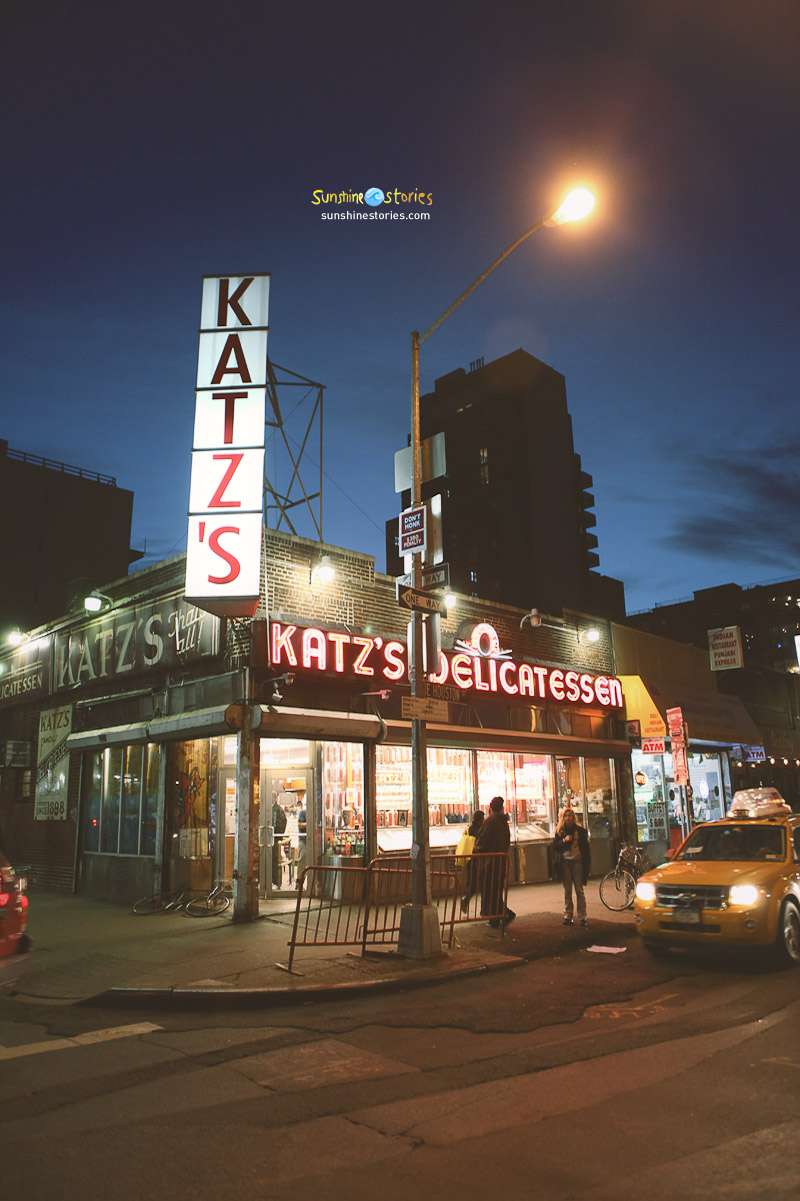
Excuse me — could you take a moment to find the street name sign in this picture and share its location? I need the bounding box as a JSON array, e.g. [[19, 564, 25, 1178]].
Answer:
[[402, 695, 450, 722]]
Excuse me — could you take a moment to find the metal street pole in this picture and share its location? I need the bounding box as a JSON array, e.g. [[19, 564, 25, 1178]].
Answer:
[[397, 188, 596, 958]]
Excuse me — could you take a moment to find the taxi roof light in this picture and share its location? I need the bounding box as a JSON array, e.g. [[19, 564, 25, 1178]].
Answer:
[[727, 788, 792, 819]]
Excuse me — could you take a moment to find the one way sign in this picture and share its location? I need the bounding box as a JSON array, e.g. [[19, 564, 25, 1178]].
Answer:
[[396, 584, 446, 614]]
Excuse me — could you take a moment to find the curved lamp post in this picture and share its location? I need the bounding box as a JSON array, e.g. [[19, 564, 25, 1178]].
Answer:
[[400, 187, 596, 958]]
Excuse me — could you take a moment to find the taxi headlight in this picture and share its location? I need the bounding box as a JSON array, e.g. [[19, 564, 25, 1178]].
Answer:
[[635, 880, 656, 902], [729, 884, 760, 907]]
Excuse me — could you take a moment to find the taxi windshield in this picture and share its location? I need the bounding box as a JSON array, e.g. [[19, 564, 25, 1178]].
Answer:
[[676, 823, 785, 863]]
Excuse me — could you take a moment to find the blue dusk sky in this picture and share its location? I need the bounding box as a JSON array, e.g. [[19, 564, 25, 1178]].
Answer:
[[2, 0, 798, 614]]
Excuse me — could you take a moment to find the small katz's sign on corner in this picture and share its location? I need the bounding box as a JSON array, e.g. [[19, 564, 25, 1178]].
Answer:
[[185, 274, 270, 618]]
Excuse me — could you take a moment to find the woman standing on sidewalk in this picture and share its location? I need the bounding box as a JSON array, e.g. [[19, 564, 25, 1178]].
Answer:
[[553, 807, 591, 927]]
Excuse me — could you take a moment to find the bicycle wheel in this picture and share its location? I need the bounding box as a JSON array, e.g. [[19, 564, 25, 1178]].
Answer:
[[132, 892, 174, 915], [184, 892, 231, 917], [599, 870, 636, 911]]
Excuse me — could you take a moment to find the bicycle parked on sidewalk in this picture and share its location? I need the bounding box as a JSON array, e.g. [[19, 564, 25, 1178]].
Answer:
[[599, 843, 655, 911], [184, 879, 231, 917], [131, 889, 191, 915]]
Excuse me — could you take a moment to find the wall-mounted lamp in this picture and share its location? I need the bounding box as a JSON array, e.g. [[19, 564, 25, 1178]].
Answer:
[[578, 625, 600, 644], [519, 608, 542, 629], [7, 628, 30, 647], [84, 592, 115, 613], [310, 555, 335, 588], [444, 592, 457, 611], [259, 673, 295, 704]]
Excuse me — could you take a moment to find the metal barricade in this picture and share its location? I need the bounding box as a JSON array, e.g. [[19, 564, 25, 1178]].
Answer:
[[280, 863, 369, 972], [279, 856, 464, 970], [363, 855, 460, 950]]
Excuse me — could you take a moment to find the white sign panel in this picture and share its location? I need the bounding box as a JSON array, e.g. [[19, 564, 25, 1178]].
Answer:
[[186, 273, 270, 617], [188, 448, 265, 513], [193, 389, 266, 449], [34, 704, 72, 821], [708, 626, 743, 671]]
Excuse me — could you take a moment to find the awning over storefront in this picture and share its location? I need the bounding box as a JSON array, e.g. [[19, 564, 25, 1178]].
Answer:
[[620, 676, 764, 746], [66, 705, 384, 751]]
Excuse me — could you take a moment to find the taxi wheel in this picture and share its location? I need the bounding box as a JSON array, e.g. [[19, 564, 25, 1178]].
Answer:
[[776, 900, 800, 966]]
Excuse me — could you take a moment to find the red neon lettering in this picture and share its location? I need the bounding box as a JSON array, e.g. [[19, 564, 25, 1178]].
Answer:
[[217, 277, 254, 327], [565, 670, 581, 702], [271, 623, 298, 667], [451, 654, 473, 689], [207, 528, 241, 584], [383, 641, 406, 681], [213, 392, 247, 444], [327, 631, 350, 672], [595, 676, 611, 706], [499, 661, 518, 695], [549, 669, 565, 701], [473, 657, 490, 692], [533, 665, 548, 695], [488, 658, 497, 691], [302, 629, 326, 670], [209, 453, 244, 507], [580, 673, 595, 704], [352, 637, 375, 676], [210, 334, 253, 385], [517, 664, 536, 696], [607, 679, 623, 708]]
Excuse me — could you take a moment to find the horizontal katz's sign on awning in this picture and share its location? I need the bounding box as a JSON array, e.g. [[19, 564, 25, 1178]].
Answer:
[[268, 621, 625, 711]]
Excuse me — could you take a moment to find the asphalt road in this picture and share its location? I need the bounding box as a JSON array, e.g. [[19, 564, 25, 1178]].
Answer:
[[2, 938, 798, 1200]]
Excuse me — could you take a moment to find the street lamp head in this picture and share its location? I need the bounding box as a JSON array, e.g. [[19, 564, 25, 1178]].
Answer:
[[548, 187, 596, 226]]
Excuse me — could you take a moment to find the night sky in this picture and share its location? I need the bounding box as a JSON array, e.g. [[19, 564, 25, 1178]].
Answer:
[[3, 0, 798, 615]]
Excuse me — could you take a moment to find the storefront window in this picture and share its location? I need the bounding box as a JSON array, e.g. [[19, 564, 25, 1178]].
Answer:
[[83, 744, 162, 857], [477, 751, 554, 840], [322, 741, 364, 856], [375, 745, 473, 853], [82, 751, 103, 853], [120, 744, 143, 854], [584, 757, 618, 843], [513, 754, 555, 838], [169, 739, 212, 860], [101, 747, 123, 852]]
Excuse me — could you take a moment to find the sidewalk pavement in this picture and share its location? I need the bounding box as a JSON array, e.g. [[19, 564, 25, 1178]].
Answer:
[[10, 881, 636, 1010]]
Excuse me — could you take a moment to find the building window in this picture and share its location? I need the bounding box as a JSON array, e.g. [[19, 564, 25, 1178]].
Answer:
[[82, 743, 161, 856], [478, 445, 489, 485]]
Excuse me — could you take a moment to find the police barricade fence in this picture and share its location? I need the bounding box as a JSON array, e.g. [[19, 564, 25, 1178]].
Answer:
[[279, 851, 509, 971]]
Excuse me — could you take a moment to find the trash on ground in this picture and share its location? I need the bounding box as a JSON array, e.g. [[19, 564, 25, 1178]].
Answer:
[[586, 945, 627, 954]]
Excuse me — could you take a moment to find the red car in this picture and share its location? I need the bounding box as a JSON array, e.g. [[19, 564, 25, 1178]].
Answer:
[[0, 853, 30, 992]]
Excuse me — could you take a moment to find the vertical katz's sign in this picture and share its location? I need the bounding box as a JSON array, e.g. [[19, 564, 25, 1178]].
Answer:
[[185, 274, 270, 617]]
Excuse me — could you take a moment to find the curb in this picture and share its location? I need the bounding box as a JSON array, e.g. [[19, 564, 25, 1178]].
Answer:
[[81, 953, 526, 1010]]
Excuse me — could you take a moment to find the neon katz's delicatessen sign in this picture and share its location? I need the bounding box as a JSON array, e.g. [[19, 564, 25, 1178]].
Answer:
[[269, 620, 624, 710]]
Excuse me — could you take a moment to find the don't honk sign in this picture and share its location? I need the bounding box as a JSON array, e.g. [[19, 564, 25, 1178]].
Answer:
[[184, 274, 270, 617]]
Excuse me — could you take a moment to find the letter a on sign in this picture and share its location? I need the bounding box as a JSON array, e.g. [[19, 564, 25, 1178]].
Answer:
[[185, 274, 270, 617]]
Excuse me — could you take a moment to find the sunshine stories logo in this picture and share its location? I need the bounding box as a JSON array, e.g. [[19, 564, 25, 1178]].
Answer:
[[312, 187, 432, 207]]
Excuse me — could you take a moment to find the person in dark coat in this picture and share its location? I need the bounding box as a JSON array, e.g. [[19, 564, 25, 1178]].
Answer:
[[553, 806, 591, 926], [475, 796, 516, 929]]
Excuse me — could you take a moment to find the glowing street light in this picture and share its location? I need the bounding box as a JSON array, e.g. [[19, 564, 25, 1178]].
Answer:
[[401, 187, 596, 958]]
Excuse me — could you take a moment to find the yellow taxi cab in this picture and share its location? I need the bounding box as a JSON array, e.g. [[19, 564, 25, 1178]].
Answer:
[[634, 788, 800, 964]]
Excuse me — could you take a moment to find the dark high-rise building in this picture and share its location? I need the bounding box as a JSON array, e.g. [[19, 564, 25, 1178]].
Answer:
[[0, 439, 141, 634], [386, 349, 625, 618]]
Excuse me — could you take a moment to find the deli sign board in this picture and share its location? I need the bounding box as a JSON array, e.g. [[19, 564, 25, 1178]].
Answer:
[[185, 274, 270, 617]]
